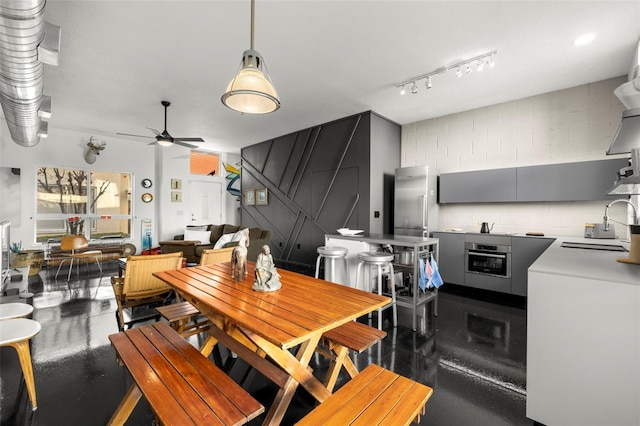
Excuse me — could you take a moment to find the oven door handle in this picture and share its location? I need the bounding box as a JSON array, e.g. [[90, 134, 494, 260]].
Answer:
[[467, 251, 506, 259]]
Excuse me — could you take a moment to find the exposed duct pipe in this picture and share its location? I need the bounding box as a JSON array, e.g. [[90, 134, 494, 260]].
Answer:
[[0, 0, 59, 147]]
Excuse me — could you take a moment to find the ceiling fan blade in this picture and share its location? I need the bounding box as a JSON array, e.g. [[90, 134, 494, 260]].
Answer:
[[146, 127, 162, 137], [147, 141, 159, 146], [174, 140, 199, 149], [174, 137, 204, 142], [117, 132, 154, 139]]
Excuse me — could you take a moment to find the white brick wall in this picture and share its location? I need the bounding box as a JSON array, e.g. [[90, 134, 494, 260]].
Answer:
[[402, 76, 635, 238]]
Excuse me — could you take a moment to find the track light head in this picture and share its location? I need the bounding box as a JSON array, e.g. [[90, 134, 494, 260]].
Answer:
[[456, 67, 461, 77], [400, 85, 406, 95], [426, 76, 432, 89], [411, 82, 418, 94]]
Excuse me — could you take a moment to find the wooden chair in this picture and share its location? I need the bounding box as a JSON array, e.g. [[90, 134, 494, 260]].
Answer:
[[155, 247, 234, 356], [199, 246, 234, 265], [54, 235, 103, 281], [111, 252, 183, 331]]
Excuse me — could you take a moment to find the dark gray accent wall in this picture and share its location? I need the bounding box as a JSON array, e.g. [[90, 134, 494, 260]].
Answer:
[[241, 111, 400, 269]]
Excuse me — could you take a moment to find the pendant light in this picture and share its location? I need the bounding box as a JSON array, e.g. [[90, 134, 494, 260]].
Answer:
[[221, 0, 280, 114]]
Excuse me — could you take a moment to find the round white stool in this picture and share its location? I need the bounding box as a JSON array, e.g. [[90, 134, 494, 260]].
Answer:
[[0, 303, 34, 320], [315, 246, 349, 284], [355, 251, 397, 330], [0, 318, 41, 410]]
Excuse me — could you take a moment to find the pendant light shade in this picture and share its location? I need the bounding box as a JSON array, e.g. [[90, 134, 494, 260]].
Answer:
[[221, 0, 280, 114], [222, 49, 280, 114]]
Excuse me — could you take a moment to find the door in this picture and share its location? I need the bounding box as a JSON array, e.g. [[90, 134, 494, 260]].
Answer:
[[189, 181, 222, 225]]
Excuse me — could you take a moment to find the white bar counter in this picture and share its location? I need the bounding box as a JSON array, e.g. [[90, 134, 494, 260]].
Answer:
[[526, 236, 639, 425]]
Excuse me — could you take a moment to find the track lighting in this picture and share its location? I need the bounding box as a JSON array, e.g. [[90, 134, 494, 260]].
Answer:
[[396, 50, 498, 96]]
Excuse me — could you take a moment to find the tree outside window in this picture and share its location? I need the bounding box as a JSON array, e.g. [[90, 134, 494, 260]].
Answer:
[[35, 167, 132, 242]]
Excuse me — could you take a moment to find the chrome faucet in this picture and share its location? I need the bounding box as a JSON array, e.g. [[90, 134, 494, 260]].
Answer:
[[603, 198, 639, 231]]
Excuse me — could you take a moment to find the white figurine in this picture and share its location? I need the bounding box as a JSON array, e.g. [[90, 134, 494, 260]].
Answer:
[[253, 245, 281, 292]]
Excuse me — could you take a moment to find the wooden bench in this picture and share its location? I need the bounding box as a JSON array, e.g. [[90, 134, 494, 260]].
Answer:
[[107, 321, 264, 425], [296, 363, 433, 425], [316, 321, 387, 392], [156, 301, 215, 356]]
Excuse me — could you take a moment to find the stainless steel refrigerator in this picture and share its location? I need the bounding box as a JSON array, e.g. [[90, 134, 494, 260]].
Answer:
[[394, 165, 438, 237]]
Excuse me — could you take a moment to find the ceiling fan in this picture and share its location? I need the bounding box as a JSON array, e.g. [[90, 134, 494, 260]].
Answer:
[[117, 101, 205, 148]]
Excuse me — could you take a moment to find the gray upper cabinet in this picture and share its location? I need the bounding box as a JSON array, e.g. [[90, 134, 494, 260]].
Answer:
[[439, 158, 629, 203], [516, 158, 629, 201], [439, 168, 516, 203]]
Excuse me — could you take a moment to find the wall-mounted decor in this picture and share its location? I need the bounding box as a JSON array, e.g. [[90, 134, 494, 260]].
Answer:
[[141, 178, 152, 188], [171, 191, 182, 203], [171, 178, 182, 190], [84, 136, 106, 164], [244, 189, 255, 205], [223, 162, 241, 197], [141, 193, 153, 203], [256, 188, 268, 206], [190, 151, 220, 176]]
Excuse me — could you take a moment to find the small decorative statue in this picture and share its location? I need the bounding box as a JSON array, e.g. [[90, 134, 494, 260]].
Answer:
[[231, 234, 249, 281], [253, 245, 281, 292]]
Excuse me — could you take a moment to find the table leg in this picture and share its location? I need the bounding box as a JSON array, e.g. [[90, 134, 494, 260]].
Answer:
[[241, 329, 331, 426]]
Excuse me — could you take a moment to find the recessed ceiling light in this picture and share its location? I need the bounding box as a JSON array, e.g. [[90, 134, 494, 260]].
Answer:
[[573, 33, 595, 46]]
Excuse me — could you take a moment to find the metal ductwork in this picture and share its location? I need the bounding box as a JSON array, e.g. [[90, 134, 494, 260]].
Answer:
[[0, 0, 59, 147]]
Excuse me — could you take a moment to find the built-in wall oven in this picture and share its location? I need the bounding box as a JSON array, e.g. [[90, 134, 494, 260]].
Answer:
[[465, 239, 511, 278]]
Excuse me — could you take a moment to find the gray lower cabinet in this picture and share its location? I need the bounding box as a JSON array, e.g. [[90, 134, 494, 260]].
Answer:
[[511, 236, 555, 296], [464, 272, 512, 293], [432, 232, 465, 285]]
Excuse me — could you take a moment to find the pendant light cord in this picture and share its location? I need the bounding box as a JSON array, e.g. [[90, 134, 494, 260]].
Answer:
[[250, 0, 255, 50]]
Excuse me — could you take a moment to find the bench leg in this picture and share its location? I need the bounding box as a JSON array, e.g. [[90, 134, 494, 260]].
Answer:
[[108, 383, 142, 426], [323, 344, 349, 393]]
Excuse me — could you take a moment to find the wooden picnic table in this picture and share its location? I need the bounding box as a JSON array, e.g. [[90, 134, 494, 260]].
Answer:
[[154, 262, 390, 425]]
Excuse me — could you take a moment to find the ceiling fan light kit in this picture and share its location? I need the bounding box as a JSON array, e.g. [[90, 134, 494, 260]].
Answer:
[[221, 0, 280, 114]]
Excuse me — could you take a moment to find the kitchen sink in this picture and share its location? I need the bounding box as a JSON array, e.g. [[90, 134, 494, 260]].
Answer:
[[561, 242, 628, 252]]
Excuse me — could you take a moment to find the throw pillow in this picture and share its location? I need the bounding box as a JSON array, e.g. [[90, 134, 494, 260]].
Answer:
[[231, 227, 250, 243], [213, 233, 234, 249], [183, 229, 211, 245]]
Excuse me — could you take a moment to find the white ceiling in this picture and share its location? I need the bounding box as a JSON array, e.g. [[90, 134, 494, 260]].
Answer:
[[21, 1, 640, 153]]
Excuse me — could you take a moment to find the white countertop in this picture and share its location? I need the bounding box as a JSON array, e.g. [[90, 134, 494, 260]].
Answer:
[[529, 236, 638, 286]]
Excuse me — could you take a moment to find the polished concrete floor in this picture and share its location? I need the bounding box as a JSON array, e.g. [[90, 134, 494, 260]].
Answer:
[[1, 262, 534, 425]]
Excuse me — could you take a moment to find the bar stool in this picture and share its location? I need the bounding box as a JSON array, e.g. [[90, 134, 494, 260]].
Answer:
[[355, 251, 397, 330], [0, 318, 41, 410], [0, 303, 34, 320], [315, 246, 349, 284]]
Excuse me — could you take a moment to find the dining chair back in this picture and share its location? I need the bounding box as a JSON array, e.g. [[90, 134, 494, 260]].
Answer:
[[111, 252, 183, 331], [54, 235, 103, 280], [200, 247, 234, 265]]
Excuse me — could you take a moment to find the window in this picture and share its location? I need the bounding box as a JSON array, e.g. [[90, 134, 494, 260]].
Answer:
[[35, 167, 132, 242]]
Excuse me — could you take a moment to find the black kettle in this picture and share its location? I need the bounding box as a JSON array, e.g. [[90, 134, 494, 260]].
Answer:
[[480, 222, 494, 233]]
